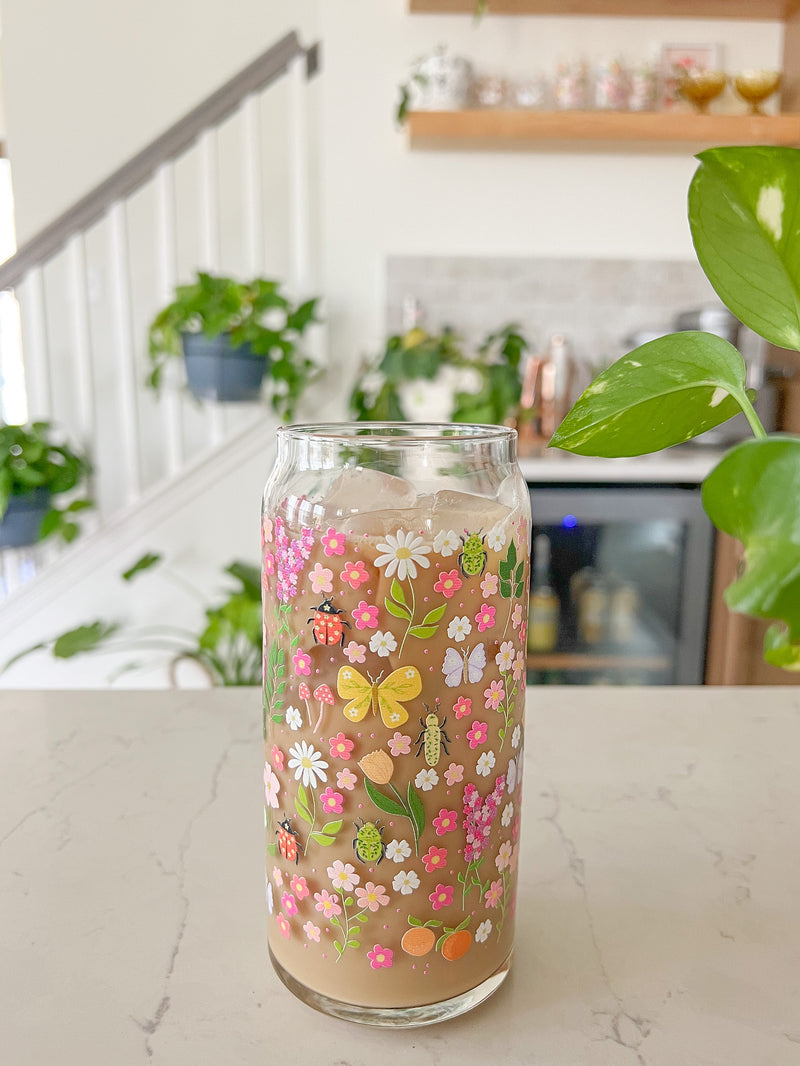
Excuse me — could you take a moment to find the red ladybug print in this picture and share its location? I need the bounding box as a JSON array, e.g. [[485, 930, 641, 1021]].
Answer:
[[276, 816, 303, 864], [308, 597, 351, 647]]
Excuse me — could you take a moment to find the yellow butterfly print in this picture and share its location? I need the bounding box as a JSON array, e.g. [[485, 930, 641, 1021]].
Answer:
[[337, 665, 422, 728]]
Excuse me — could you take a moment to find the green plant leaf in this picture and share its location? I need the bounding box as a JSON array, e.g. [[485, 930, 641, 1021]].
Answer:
[[499, 580, 512, 599], [408, 625, 438, 640], [346, 939, 360, 949], [321, 819, 343, 836], [408, 915, 422, 927], [122, 552, 162, 581], [390, 578, 408, 608], [364, 779, 407, 818], [550, 332, 752, 457], [271, 713, 283, 723], [310, 832, 336, 846], [506, 541, 517, 568], [334, 940, 343, 953], [406, 781, 426, 838], [384, 597, 412, 621], [52, 621, 119, 658], [295, 784, 313, 824], [356, 912, 369, 923], [689, 146, 800, 350], [421, 604, 446, 626], [763, 624, 800, 670], [344, 896, 354, 907], [703, 436, 800, 648]]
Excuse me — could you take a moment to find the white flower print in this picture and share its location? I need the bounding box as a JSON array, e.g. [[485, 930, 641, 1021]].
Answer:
[[511, 724, 521, 750], [392, 869, 421, 895], [285, 705, 303, 731], [267, 881, 274, 915], [501, 801, 514, 828], [386, 838, 412, 863], [476, 750, 496, 778], [487, 523, 507, 552], [264, 765, 280, 809], [415, 768, 439, 791], [506, 757, 517, 792], [476, 919, 492, 943], [433, 529, 460, 557], [496, 840, 513, 871], [369, 629, 398, 658], [374, 530, 431, 582], [495, 641, 515, 673], [287, 740, 328, 788], [447, 615, 472, 643], [328, 859, 360, 892]]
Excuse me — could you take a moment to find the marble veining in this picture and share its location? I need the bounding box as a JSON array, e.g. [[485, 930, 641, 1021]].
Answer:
[[1, 688, 799, 1065]]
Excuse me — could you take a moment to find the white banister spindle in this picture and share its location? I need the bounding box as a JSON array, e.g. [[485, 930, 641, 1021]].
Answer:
[[107, 202, 142, 503], [288, 52, 311, 295], [19, 267, 52, 420], [197, 128, 225, 445], [241, 93, 264, 276], [154, 162, 184, 477], [66, 234, 95, 448]]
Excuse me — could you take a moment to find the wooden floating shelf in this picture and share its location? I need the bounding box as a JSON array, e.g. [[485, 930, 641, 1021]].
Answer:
[[527, 651, 671, 671], [407, 109, 800, 150], [409, 0, 790, 18]]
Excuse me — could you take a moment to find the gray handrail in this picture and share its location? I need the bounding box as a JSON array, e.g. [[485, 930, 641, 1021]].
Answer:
[[0, 31, 319, 290]]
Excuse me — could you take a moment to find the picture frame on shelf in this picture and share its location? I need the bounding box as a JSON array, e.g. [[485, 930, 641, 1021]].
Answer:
[[659, 43, 722, 110]]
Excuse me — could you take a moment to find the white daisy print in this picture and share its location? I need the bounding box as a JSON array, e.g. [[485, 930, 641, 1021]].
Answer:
[[506, 757, 517, 792], [386, 838, 412, 863], [476, 919, 492, 943], [287, 740, 328, 788], [476, 750, 496, 777], [501, 801, 514, 828], [511, 724, 521, 749], [495, 641, 515, 673], [369, 629, 398, 658], [487, 523, 507, 552], [447, 615, 472, 643], [433, 529, 460, 557], [374, 530, 431, 582], [285, 705, 303, 731], [415, 768, 439, 791], [392, 869, 421, 895], [495, 841, 513, 871]]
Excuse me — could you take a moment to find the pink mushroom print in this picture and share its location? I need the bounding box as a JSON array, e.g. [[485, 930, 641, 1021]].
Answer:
[[299, 682, 312, 727], [313, 684, 335, 733]]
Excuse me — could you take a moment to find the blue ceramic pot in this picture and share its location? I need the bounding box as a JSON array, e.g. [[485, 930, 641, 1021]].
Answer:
[[182, 333, 268, 403], [0, 488, 51, 548]]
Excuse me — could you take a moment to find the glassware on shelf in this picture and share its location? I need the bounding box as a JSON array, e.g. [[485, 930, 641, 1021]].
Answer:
[[628, 63, 657, 112], [594, 59, 630, 111], [677, 69, 727, 114], [513, 74, 549, 110], [732, 69, 781, 114], [554, 58, 589, 110], [472, 73, 509, 108]]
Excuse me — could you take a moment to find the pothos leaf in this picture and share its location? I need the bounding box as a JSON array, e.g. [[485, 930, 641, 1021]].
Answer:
[[763, 624, 800, 670], [365, 779, 407, 818]]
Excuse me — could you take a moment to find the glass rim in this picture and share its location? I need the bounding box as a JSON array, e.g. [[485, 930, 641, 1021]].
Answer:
[[278, 422, 516, 445]]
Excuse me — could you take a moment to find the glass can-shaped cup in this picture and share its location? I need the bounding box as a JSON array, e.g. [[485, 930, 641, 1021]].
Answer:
[[262, 423, 531, 1026]]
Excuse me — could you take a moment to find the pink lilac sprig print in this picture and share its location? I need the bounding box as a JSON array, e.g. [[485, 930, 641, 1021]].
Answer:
[[459, 774, 506, 908], [273, 517, 314, 603]]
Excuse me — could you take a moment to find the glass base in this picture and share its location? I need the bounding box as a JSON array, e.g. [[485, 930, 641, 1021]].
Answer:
[[269, 947, 512, 1028]]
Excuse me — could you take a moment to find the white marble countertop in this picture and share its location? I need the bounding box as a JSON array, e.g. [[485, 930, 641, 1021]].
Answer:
[[518, 445, 725, 484], [2, 687, 800, 1065]]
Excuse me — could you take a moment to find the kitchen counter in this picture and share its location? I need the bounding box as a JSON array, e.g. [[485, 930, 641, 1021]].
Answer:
[[2, 687, 799, 1065], [518, 444, 725, 483]]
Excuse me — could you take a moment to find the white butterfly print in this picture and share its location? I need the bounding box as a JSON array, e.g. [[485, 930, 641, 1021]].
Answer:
[[441, 643, 486, 687]]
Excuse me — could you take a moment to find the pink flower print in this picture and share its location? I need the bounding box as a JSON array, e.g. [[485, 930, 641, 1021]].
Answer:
[[303, 921, 320, 942], [484, 679, 505, 711], [344, 640, 366, 663], [290, 875, 309, 900], [276, 913, 291, 938], [281, 891, 298, 917], [513, 650, 526, 682], [422, 845, 448, 873], [329, 732, 355, 760], [292, 649, 312, 677], [484, 879, 503, 908], [262, 517, 274, 546], [309, 563, 333, 595], [433, 569, 463, 599], [513, 815, 520, 843], [272, 866, 283, 888], [432, 808, 458, 836], [271, 744, 285, 772], [429, 883, 454, 911], [341, 559, 370, 589], [264, 765, 280, 809], [388, 732, 411, 757], [480, 572, 499, 597], [367, 944, 394, 970], [444, 762, 464, 786], [321, 527, 346, 557], [263, 551, 275, 576], [512, 602, 523, 629], [320, 787, 344, 814], [466, 721, 489, 749], [475, 603, 496, 632], [453, 695, 472, 720], [351, 600, 379, 630], [355, 882, 389, 912], [519, 620, 527, 646], [314, 890, 341, 917], [337, 767, 358, 791]]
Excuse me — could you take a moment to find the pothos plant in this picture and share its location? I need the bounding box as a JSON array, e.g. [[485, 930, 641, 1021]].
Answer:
[[350, 323, 529, 426], [551, 145, 800, 670]]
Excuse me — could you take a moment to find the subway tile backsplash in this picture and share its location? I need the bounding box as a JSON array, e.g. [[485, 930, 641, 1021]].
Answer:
[[386, 256, 718, 369]]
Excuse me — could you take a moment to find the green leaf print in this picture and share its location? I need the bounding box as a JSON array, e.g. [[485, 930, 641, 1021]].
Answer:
[[365, 779, 407, 818], [391, 578, 408, 608], [406, 781, 426, 839], [421, 604, 447, 626], [385, 598, 412, 621]]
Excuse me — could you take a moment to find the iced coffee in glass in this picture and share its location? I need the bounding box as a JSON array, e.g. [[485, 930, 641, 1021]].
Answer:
[[262, 424, 530, 1025]]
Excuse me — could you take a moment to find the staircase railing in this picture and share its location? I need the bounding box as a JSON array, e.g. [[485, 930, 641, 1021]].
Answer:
[[0, 30, 320, 601]]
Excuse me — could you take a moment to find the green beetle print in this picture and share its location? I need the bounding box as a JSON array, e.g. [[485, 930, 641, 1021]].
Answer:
[[458, 530, 487, 578], [353, 818, 386, 864]]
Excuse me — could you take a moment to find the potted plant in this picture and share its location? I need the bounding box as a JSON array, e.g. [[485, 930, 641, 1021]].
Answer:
[[0, 422, 93, 549], [147, 272, 320, 417], [350, 322, 529, 425], [551, 145, 800, 669]]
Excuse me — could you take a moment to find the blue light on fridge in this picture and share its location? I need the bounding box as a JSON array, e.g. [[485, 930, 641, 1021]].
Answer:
[[562, 514, 578, 528]]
